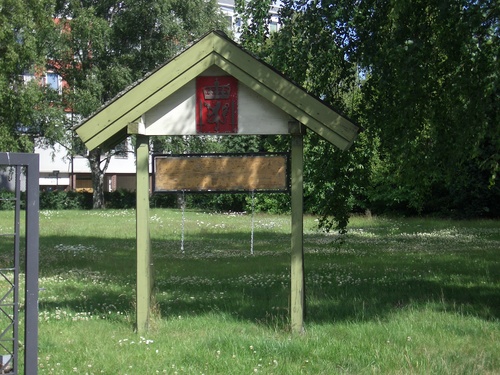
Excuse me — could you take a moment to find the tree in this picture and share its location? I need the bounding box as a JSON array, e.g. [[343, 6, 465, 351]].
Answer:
[[235, 0, 274, 53], [256, 0, 371, 233], [46, 0, 227, 207], [355, 0, 500, 216], [0, 0, 66, 153], [269, 0, 499, 218]]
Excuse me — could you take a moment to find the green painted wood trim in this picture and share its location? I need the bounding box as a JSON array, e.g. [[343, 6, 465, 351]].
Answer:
[[77, 51, 216, 150], [75, 32, 359, 151], [290, 126, 305, 334], [127, 116, 145, 135], [212, 54, 354, 150], [77, 35, 216, 138], [210, 44, 358, 145], [83, 55, 214, 150], [136, 135, 152, 334]]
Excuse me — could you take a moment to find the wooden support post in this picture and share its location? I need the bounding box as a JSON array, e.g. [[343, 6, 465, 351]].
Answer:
[[290, 122, 305, 333], [136, 135, 152, 334]]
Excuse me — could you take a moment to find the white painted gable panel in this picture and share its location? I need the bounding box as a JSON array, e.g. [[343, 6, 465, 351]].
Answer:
[[144, 81, 195, 135], [143, 73, 291, 136]]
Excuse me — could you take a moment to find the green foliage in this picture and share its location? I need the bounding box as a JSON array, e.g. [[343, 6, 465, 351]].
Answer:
[[152, 135, 226, 155], [187, 193, 248, 212], [219, 135, 263, 153], [39, 190, 93, 210], [269, 0, 500, 220], [235, 0, 274, 53], [104, 189, 136, 209], [3, 0, 497, 219], [249, 193, 290, 214], [150, 192, 178, 208], [0, 189, 19, 210], [0, 188, 289, 212], [270, 0, 358, 103], [0, 0, 66, 152], [262, 2, 369, 233], [230, 0, 369, 233], [0, 190, 142, 211], [354, 0, 499, 215]]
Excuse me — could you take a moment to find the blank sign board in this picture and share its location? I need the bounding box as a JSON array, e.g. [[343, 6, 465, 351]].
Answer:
[[154, 153, 288, 192]]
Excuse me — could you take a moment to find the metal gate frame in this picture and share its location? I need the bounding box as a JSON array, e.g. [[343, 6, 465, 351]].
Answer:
[[0, 153, 39, 375]]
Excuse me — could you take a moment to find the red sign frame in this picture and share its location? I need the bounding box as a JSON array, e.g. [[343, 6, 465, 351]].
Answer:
[[196, 76, 238, 133]]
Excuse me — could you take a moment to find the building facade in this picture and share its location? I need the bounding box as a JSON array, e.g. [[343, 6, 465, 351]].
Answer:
[[35, 138, 136, 192]]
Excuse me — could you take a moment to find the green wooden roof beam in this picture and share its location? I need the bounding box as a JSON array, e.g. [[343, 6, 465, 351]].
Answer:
[[75, 31, 360, 151]]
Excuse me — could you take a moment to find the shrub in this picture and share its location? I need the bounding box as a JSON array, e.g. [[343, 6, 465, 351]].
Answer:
[[150, 193, 177, 208], [104, 189, 136, 209], [40, 190, 93, 210], [0, 190, 17, 210]]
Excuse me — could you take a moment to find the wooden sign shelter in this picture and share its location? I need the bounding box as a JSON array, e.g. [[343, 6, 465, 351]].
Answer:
[[74, 31, 360, 334]]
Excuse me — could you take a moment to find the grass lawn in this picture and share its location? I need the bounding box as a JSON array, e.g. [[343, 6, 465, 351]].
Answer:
[[1, 209, 499, 374]]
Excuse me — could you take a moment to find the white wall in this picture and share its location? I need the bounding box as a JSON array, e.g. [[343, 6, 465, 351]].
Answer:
[[35, 139, 136, 175], [144, 67, 291, 136]]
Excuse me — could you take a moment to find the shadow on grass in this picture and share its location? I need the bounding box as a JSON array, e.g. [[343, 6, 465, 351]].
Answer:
[[303, 281, 500, 324], [35, 233, 500, 329]]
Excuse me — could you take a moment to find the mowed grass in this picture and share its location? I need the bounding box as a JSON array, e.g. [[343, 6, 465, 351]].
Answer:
[[1, 209, 499, 374]]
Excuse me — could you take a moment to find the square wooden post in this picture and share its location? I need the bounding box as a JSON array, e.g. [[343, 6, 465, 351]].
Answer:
[[136, 135, 152, 334], [290, 122, 305, 333]]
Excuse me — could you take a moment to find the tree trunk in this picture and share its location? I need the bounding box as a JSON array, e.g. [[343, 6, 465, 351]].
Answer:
[[88, 148, 109, 209]]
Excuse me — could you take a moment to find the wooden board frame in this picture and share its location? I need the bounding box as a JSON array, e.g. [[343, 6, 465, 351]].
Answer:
[[153, 152, 289, 193]]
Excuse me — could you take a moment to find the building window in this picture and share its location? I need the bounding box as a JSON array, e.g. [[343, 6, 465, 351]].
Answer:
[[46, 72, 61, 93], [23, 73, 35, 83]]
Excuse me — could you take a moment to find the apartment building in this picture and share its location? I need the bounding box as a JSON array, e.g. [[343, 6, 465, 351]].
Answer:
[[35, 138, 136, 192]]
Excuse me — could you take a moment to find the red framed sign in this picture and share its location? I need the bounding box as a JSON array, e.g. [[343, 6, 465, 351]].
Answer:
[[196, 76, 238, 133]]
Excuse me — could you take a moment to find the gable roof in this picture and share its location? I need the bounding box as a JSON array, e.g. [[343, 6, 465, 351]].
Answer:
[[75, 31, 360, 151]]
